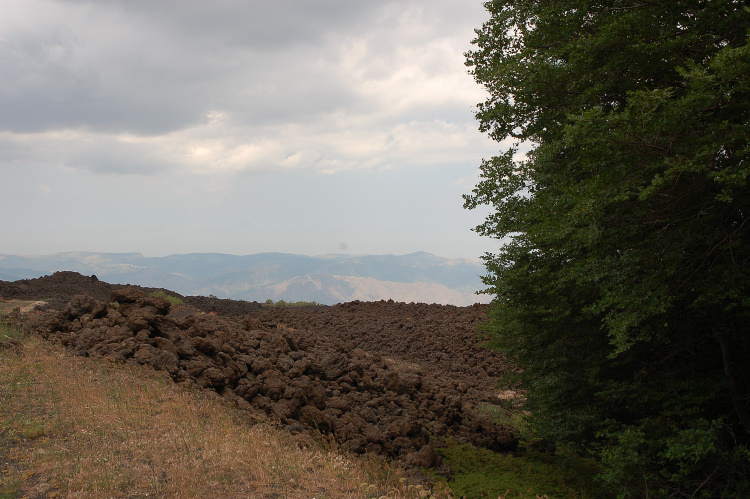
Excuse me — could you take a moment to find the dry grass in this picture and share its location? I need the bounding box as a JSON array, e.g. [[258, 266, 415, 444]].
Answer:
[[0, 334, 451, 499]]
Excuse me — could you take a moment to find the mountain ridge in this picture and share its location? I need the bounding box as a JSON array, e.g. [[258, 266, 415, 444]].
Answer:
[[0, 251, 490, 306]]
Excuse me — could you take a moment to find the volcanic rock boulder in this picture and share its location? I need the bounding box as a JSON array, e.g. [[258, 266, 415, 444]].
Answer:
[[29, 288, 518, 466]]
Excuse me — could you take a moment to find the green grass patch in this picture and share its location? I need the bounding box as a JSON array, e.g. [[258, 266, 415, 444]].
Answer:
[[0, 321, 23, 341], [434, 441, 599, 499], [21, 422, 45, 440], [149, 290, 184, 306], [0, 481, 21, 499], [475, 402, 528, 430]]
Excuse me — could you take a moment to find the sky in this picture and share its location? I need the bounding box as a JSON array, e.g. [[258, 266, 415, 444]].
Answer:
[[1, 0, 510, 260]]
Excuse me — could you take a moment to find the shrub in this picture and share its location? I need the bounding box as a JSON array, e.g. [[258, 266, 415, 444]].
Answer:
[[149, 290, 183, 306]]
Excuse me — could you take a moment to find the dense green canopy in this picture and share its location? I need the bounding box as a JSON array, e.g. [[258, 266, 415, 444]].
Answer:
[[465, 1, 750, 495]]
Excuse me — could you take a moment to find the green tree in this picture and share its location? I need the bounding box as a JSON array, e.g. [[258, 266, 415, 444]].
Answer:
[[464, 1, 750, 495]]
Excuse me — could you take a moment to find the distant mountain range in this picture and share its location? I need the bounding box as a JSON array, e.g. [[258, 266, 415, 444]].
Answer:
[[0, 252, 491, 306]]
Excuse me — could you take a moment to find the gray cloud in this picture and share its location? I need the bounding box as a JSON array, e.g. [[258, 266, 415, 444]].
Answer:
[[0, 1, 388, 134], [1, 0, 496, 180], [2, 1, 485, 131]]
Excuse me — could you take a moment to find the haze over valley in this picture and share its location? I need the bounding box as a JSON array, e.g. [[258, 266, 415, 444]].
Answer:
[[0, 251, 489, 306]]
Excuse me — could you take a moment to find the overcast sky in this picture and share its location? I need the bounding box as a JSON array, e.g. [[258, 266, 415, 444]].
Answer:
[[1, 0, 509, 260]]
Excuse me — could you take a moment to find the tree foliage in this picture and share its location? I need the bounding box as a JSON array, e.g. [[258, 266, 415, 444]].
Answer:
[[465, 1, 750, 495]]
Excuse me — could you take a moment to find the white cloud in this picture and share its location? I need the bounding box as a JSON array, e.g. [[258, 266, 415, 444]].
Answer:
[[0, 0, 496, 177]]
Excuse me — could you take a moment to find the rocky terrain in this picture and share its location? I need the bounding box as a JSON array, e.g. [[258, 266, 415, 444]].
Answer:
[[2, 271, 515, 471]]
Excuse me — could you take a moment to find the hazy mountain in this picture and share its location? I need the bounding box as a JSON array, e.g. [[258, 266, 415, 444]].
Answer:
[[0, 251, 490, 306]]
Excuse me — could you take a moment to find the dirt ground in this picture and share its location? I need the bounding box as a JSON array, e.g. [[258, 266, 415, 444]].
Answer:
[[1, 271, 515, 470]]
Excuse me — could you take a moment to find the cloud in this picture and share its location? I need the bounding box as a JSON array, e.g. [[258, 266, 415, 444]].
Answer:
[[1, 0, 495, 177]]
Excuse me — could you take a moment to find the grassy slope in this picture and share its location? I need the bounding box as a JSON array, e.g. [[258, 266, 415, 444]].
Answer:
[[0, 330, 450, 499], [0, 311, 601, 499]]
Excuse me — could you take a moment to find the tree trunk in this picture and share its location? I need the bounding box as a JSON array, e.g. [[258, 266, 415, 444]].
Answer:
[[713, 326, 750, 435]]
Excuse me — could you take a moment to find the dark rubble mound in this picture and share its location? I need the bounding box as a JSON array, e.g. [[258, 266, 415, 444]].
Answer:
[[0, 271, 120, 306], [0, 271, 266, 317], [254, 300, 505, 406], [0, 271, 181, 311], [29, 288, 518, 466], [183, 294, 265, 316]]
